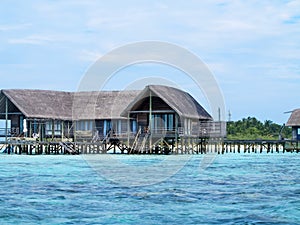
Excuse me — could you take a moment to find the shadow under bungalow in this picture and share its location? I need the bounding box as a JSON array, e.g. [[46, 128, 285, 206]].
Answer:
[[0, 85, 225, 153]]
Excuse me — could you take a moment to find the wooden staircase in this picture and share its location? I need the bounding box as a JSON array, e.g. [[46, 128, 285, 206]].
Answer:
[[59, 142, 78, 155], [130, 128, 150, 153]]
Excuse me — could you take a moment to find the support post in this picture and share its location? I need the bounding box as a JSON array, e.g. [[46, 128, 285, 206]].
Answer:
[[52, 120, 54, 140], [127, 113, 130, 147], [149, 90, 152, 153], [38, 120, 42, 142], [74, 121, 77, 142], [67, 122, 70, 139], [5, 96, 8, 144], [29, 120, 32, 138], [175, 114, 178, 154], [61, 121, 64, 141]]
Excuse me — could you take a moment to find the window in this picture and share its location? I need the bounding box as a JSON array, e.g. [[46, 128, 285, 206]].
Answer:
[[184, 118, 191, 135], [76, 120, 94, 131], [131, 120, 137, 133], [150, 113, 174, 132], [45, 121, 62, 136], [103, 120, 112, 135], [120, 120, 128, 134], [168, 114, 174, 131]]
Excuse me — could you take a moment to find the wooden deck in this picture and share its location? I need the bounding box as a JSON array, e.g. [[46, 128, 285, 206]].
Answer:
[[1, 138, 299, 155]]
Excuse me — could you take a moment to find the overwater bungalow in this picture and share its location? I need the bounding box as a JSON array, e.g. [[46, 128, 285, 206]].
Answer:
[[0, 85, 225, 149], [286, 109, 300, 140]]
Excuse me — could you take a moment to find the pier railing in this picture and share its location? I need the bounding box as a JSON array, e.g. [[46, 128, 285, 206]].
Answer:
[[1, 139, 299, 155], [178, 121, 226, 138]]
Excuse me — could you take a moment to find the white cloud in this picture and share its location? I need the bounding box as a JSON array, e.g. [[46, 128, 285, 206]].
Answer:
[[8, 35, 58, 45], [0, 23, 31, 31]]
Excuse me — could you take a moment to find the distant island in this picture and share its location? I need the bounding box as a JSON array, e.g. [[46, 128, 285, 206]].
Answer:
[[227, 117, 292, 140]]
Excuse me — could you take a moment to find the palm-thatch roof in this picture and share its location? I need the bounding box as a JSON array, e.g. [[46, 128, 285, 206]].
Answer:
[[72, 90, 140, 120], [1, 85, 212, 121], [121, 85, 212, 120], [1, 89, 140, 120], [286, 109, 300, 126], [1, 89, 72, 120]]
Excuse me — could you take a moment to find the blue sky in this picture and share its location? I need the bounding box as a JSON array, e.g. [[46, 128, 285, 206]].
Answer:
[[0, 0, 299, 124]]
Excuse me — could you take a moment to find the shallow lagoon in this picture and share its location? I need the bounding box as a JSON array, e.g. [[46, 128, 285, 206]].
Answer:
[[0, 153, 299, 224]]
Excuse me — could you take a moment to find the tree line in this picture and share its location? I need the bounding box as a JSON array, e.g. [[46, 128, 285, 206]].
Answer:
[[226, 117, 292, 140]]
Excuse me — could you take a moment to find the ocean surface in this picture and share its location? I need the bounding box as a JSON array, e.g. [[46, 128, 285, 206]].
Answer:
[[0, 153, 299, 225]]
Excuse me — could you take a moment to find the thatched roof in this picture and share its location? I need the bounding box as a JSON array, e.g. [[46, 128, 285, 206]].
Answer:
[[72, 90, 140, 120], [1, 89, 140, 120], [286, 109, 300, 126], [1, 89, 72, 120], [1, 85, 212, 121], [121, 85, 212, 120]]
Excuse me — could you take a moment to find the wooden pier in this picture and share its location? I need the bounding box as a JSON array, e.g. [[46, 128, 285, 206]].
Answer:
[[1, 138, 300, 155]]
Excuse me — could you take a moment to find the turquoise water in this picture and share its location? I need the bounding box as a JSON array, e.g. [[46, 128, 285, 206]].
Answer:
[[0, 154, 299, 224]]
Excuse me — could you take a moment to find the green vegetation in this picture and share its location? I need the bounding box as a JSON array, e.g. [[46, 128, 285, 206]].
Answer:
[[226, 117, 292, 140]]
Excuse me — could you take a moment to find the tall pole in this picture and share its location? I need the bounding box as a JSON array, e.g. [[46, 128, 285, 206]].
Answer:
[[127, 113, 130, 147], [175, 114, 178, 153], [74, 121, 77, 142], [61, 121, 64, 141], [38, 120, 42, 142], [52, 120, 54, 140], [67, 122, 70, 140], [5, 96, 8, 144], [149, 90, 152, 152], [29, 121, 32, 138]]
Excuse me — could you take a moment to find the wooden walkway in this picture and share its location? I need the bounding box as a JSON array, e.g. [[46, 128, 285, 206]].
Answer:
[[1, 138, 300, 155]]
